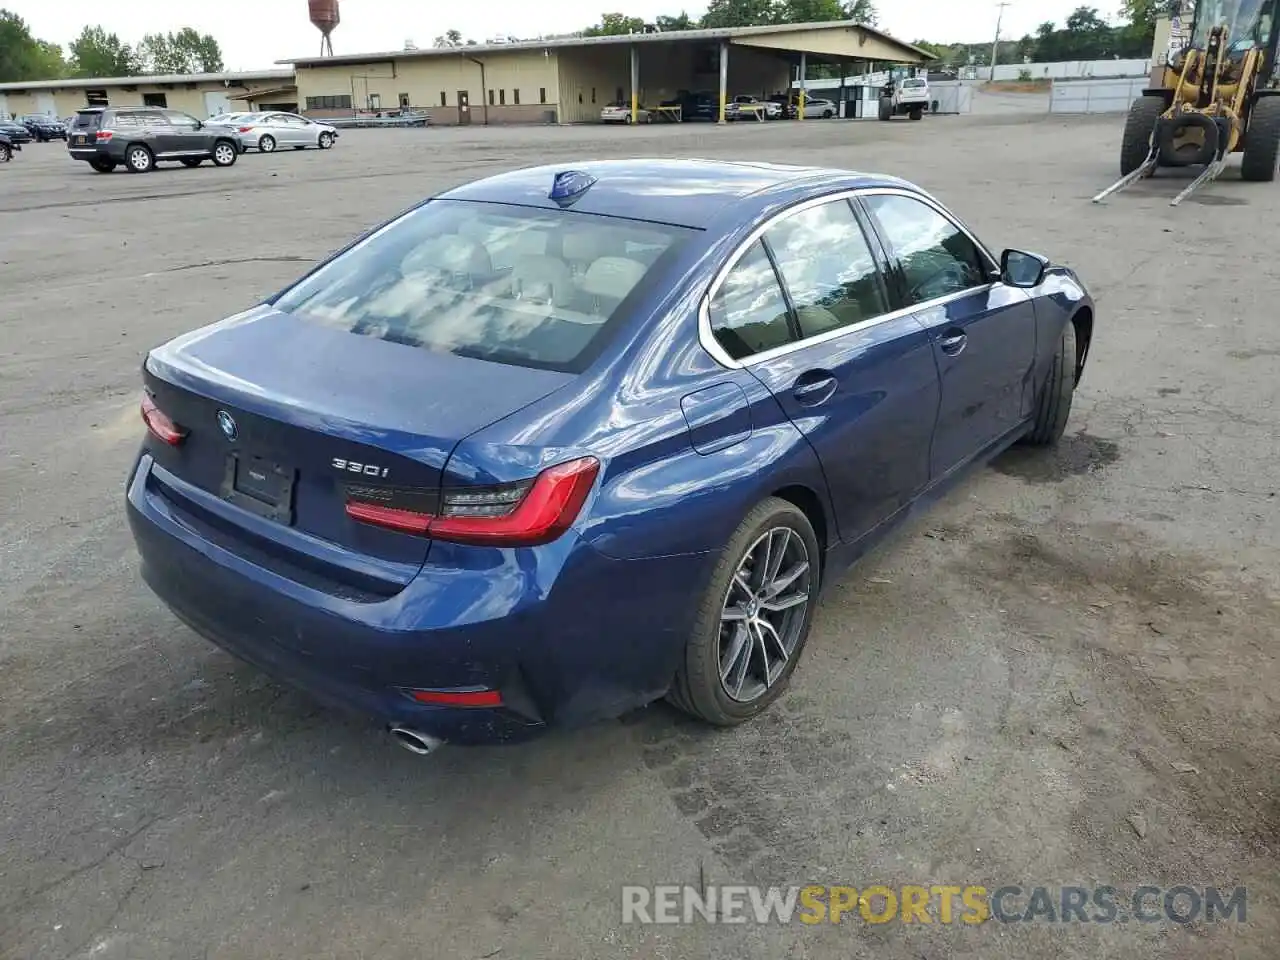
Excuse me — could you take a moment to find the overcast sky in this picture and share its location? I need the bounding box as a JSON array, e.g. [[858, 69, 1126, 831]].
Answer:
[[13, 0, 1108, 71]]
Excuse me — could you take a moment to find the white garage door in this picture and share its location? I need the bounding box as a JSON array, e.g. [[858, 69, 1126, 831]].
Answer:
[[35, 93, 56, 116], [203, 91, 233, 118]]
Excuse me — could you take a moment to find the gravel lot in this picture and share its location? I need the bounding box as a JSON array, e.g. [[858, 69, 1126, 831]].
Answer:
[[2, 106, 1278, 960]]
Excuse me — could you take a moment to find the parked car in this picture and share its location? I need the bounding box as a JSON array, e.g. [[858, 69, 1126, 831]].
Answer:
[[799, 97, 838, 119], [67, 107, 240, 173], [0, 119, 33, 144], [726, 95, 783, 120], [600, 101, 652, 124], [20, 115, 67, 140], [232, 112, 339, 152], [0, 130, 20, 162], [125, 159, 1094, 752], [661, 90, 718, 122], [879, 77, 931, 120]]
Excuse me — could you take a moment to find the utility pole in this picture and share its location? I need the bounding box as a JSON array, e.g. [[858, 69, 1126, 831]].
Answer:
[[991, 1, 1011, 81]]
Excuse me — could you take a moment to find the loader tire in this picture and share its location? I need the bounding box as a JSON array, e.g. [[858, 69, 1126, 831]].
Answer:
[[1120, 95, 1164, 175], [1241, 96, 1280, 182]]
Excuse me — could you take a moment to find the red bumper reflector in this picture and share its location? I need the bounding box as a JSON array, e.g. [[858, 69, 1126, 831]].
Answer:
[[406, 688, 504, 708], [141, 394, 187, 445]]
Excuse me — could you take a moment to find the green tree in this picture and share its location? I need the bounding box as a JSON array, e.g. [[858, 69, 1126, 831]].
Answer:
[[140, 28, 223, 73], [655, 12, 694, 30], [843, 0, 879, 25], [0, 9, 66, 82], [779, 0, 845, 22], [68, 25, 140, 77], [433, 28, 464, 47], [175, 27, 223, 72], [700, 0, 779, 28], [583, 12, 648, 35]]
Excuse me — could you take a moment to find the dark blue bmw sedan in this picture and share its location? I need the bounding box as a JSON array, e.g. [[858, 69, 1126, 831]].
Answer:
[[127, 159, 1095, 752]]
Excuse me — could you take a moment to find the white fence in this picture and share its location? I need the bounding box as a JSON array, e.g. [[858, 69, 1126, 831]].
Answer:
[[1049, 77, 1149, 114], [991, 58, 1151, 81]]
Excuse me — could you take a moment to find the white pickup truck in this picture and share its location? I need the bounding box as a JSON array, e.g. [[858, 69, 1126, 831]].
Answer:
[[878, 77, 930, 121]]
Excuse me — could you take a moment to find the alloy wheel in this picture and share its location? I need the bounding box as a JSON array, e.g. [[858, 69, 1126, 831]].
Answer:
[[129, 147, 151, 171], [214, 144, 236, 165], [718, 526, 812, 703]]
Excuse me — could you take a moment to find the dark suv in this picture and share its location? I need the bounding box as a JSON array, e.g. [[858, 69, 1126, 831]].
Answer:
[[67, 107, 240, 173]]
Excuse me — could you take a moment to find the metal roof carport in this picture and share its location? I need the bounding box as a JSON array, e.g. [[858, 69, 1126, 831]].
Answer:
[[280, 21, 930, 126]]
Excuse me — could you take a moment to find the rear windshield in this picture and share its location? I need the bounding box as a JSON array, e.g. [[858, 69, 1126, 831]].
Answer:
[[273, 199, 693, 372], [72, 112, 103, 130], [902, 79, 927, 88]]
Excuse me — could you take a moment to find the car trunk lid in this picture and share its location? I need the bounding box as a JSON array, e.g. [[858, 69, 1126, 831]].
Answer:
[[141, 305, 573, 587]]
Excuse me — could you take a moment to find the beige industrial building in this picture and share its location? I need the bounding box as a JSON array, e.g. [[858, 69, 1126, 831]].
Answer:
[[0, 21, 928, 125], [285, 21, 931, 124], [0, 69, 297, 120]]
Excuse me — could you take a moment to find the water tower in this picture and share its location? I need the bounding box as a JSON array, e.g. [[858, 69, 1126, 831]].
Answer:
[[309, 0, 340, 56]]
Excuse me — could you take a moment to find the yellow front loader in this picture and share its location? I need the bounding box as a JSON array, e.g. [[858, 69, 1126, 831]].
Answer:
[[1094, 0, 1280, 205]]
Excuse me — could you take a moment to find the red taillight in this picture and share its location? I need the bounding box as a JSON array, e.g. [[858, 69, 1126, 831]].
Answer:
[[344, 456, 600, 547], [345, 501, 432, 535], [96, 130, 113, 142], [141, 394, 186, 445], [405, 687, 504, 707], [238, 126, 253, 133]]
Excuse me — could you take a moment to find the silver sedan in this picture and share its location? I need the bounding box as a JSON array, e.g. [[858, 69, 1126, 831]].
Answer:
[[234, 112, 339, 153]]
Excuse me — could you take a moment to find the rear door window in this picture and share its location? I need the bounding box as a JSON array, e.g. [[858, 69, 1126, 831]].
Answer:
[[707, 240, 796, 360], [763, 199, 889, 339], [273, 199, 693, 373]]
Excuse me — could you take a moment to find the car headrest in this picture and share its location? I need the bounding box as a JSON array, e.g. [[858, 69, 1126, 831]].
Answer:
[[579, 256, 647, 302], [510, 255, 575, 308]]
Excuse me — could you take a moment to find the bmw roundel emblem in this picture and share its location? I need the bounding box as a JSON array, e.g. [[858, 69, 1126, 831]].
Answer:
[[216, 410, 238, 441]]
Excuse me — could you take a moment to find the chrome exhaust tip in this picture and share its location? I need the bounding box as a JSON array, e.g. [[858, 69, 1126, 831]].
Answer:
[[388, 724, 445, 756]]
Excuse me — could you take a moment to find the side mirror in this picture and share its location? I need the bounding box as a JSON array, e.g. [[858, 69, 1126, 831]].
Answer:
[[193, 120, 204, 130], [1000, 248, 1050, 288]]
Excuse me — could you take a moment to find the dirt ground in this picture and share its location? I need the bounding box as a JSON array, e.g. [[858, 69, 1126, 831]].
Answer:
[[1, 103, 1278, 959]]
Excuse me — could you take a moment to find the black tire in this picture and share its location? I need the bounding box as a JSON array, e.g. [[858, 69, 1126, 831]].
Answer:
[[1241, 95, 1280, 182], [1120, 95, 1164, 175], [822, 109, 833, 119], [125, 144, 154, 173], [89, 157, 115, 173], [1023, 321, 1078, 446], [909, 106, 922, 121], [181, 158, 203, 167], [878, 96, 893, 121], [258, 134, 276, 153], [667, 497, 821, 726], [211, 140, 238, 167], [0, 143, 10, 163], [318, 132, 334, 149]]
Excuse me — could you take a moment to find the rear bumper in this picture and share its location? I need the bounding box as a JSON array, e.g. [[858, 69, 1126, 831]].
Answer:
[[126, 453, 712, 745]]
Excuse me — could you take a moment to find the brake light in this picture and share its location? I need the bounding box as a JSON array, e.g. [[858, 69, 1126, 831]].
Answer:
[[344, 456, 600, 546], [237, 126, 253, 133], [95, 130, 113, 142], [141, 394, 186, 445]]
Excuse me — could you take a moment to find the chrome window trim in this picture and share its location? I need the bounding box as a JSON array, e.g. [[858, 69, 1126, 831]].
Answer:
[[697, 186, 1001, 370]]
